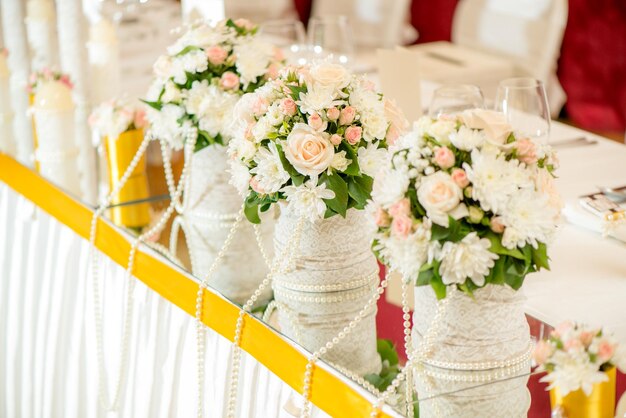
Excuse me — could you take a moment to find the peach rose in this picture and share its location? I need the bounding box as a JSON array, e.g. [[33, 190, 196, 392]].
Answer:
[[532, 340, 554, 365], [329, 134, 342, 146], [597, 339, 616, 363], [384, 99, 409, 145], [326, 107, 340, 121], [374, 207, 391, 227], [252, 97, 269, 116], [434, 146, 455, 169], [339, 106, 356, 125], [460, 109, 512, 144], [490, 216, 505, 233], [283, 123, 334, 176], [391, 214, 413, 237], [220, 71, 240, 90], [266, 63, 279, 80], [234, 18, 255, 31], [345, 126, 362, 145], [417, 172, 463, 227], [450, 168, 469, 188], [279, 98, 297, 116], [565, 338, 583, 352], [206, 46, 228, 65], [250, 176, 265, 194], [388, 198, 411, 218], [515, 138, 538, 164], [579, 331, 595, 348]]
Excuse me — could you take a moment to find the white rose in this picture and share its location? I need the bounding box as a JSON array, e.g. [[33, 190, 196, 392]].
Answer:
[[284, 123, 334, 176], [309, 62, 351, 91], [459, 109, 512, 144], [330, 150, 351, 172], [153, 55, 173, 80], [417, 172, 464, 227], [427, 120, 456, 145]]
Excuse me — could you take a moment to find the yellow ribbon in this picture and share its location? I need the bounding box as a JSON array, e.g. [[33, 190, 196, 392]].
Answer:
[[0, 153, 388, 418]]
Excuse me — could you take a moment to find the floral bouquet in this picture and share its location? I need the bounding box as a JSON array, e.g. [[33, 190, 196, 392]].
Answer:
[[89, 98, 147, 141], [228, 61, 408, 223], [144, 18, 283, 152], [371, 109, 562, 299], [27, 67, 73, 94], [534, 321, 626, 396]]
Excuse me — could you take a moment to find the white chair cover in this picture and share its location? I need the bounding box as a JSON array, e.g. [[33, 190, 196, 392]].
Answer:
[[451, 0, 568, 115]]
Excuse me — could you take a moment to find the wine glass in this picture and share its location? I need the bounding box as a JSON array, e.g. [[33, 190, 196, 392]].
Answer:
[[494, 77, 551, 143], [307, 15, 355, 66], [259, 19, 307, 65], [428, 84, 485, 118]]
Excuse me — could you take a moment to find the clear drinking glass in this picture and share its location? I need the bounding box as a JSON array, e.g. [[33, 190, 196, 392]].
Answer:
[[494, 77, 551, 143], [428, 84, 485, 118], [259, 19, 307, 65], [307, 15, 355, 66]]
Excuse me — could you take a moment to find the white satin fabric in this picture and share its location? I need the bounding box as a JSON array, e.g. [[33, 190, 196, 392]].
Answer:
[[0, 183, 339, 418]]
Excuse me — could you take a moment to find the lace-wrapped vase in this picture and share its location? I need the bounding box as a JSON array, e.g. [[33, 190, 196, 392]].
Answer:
[[273, 207, 382, 376], [412, 285, 531, 417], [174, 145, 273, 305]]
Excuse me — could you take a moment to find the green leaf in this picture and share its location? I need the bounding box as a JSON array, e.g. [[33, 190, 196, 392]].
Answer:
[[288, 85, 307, 101], [175, 45, 201, 56], [321, 172, 348, 217], [244, 195, 261, 224], [532, 242, 550, 270], [140, 99, 162, 111], [430, 223, 450, 242], [487, 257, 506, 285], [340, 140, 360, 176], [430, 262, 447, 299], [347, 175, 373, 209], [416, 268, 433, 286], [376, 339, 399, 366], [364, 374, 384, 390], [485, 231, 525, 260], [275, 143, 305, 186]]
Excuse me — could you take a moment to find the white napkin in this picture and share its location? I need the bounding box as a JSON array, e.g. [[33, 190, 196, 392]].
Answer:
[[563, 198, 626, 243]]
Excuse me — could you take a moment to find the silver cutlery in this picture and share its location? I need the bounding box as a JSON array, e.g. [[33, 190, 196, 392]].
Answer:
[[552, 136, 598, 149]]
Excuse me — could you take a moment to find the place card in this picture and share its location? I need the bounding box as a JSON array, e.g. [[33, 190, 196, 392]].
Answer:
[[376, 47, 422, 123]]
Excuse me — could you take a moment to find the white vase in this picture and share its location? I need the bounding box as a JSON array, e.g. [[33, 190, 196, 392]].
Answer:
[[176, 145, 273, 305], [273, 207, 382, 376], [412, 284, 531, 417]]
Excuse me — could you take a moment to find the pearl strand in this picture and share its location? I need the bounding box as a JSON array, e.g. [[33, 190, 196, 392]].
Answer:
[[225, 218, 305, 418], [89, 135, 151, 412], [401, 279, 413, 418], [299, 272, 392, 418], [195, 208, 244, 418]]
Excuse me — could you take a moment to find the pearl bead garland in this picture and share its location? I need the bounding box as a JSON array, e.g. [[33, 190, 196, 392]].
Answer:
[[224, 217, 305, 418]]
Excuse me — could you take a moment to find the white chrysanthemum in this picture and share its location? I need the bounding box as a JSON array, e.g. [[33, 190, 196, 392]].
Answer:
[[348, 86, 380, 112], [449, 125, 486, 151], [147, 104, 187, 150], [229, 92, 257, 135], [228, 159, 252, 195], [360, 107, 389, 141], [227, 135, 257, 163], [180, 49, 209, 74], [371, 167, 410, 207], [330, 150, 351, 172], [500, 189, 558, 249], [250, 142, 290, 193], [376, 221, 432, 279], [251, 116, 275, 142], [427, 120, 456, 145], [413, 116, 433, 138], [437, 232, 498, 286], [281, 178, 336, 222], [184, 80, 212, 115], [540, 350, 609, 396], [161, 80, 183, 103], [234, 39, 273, 87], [194, 85, 239, 139], [357, 143, 387, 177], [265, 103, 285, 126], [464, 149, 530, 214], [394, 129, 426, 150], [153, 55, 173, 80], [296, 84, 341, 115]]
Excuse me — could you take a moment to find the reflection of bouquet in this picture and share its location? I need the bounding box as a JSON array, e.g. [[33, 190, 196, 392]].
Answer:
[[229, 62, 407, 223], [27, 67, 73, 93], [534, 321, 626, 395], [89, 98, 147, 141], [144, 19, 283, 152], [371, 109, 562, 299]]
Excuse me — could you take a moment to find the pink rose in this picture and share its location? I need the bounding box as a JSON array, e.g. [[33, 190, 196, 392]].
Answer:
[[532, 340, 554, 366], [345, 125, 362, 145], [490, 216, 505, 233], [516, 138, 538, 165], [234, 18, 255, 31], [206, 46, 228, 65], [362, 79, 376, 91], [308, 113, 326, 131], [564, 338, 583, 352], [579, 331, 595, 348], [339, 106, 356, 125], [133, 109, 147, 128], [434, 146, 455, 169], [554, 321, 575, 338], [391, 214, 413, 237], [326, 107, 340, 121], [250, 176, 265, 194], [220, 71, 240, 90], [374, 207, 391, 227], [384, 99, 409, 145], [388, 198, 411, 217], [59, 74, 73, 89], [279, 98, 297, 116], [252, 97, 269, 116], [597, 339, 616, 363], [450, 168, 469, 188], [265, 63, 279, 80], [329, 134, 342, 146]]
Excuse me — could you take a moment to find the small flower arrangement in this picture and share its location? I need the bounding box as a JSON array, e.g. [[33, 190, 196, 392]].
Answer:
[[534, 321, 626, 396], [228, 62, 407, 223], [370, 109, 562, 299], [1, 48, 8, 58], [27, 67, 73, 94], [144, 18, 283, 152], [89, 98, 147, 141]]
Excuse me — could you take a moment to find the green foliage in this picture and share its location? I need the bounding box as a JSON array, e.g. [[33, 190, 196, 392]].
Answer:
[[320, 172, 348, 217], [347, 175, 373, 210], [364, 339, 401, 392], [244, 191, 279, 224]]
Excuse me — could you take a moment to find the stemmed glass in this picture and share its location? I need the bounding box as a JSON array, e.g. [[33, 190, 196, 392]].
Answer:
[[259, 19, 307, 65], [307, 15, 355, 66], [428, 84, 485, 118], [494, 77, 551, 143]]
